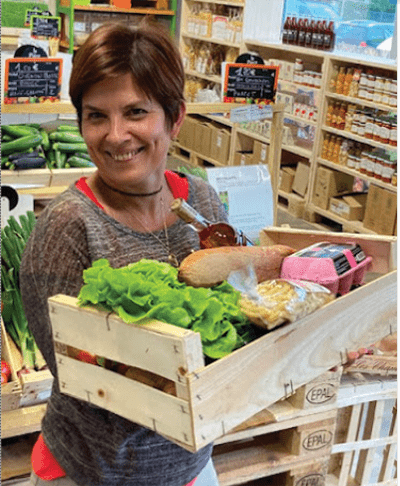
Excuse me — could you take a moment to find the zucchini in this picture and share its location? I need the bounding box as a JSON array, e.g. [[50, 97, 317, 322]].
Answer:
[[2, 124, 39, 138], [52, 142, 88, 153], [1, 134, 14, 142], [54, 150, 67, 169], [74, 151, 92, 161], [56, 124, 80, 132], [67, 155, 95, 168], [49, 131, 85, 143], [39, 129, 50, 151], [13, 157, 47, 170], [1, 134, 43, 156]]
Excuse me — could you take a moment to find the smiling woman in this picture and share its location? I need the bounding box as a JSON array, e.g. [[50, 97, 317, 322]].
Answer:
[[20, 18, 225, 486]]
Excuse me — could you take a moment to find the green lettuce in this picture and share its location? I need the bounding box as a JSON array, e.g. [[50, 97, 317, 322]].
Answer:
[[78, 258, 255, 359]]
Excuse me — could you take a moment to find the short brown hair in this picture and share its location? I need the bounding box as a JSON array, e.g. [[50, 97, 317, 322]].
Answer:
[[69, 19, 185, 130]]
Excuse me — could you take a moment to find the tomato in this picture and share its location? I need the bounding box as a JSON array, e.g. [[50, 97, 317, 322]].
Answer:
[[1, 360, 11, 380], [1, 372, 8, 385], [76, 350, 98, 365]]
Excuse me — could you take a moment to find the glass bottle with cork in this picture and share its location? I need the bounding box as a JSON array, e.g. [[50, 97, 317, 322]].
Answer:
[[171, 198, 254, 248]]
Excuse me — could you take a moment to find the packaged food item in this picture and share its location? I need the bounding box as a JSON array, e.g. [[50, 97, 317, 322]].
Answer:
[[280, 242, 373, 296], [239, 279, 335, 330]]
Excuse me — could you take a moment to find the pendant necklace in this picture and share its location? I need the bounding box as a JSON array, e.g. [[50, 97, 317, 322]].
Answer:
[[125, 194, 179, 268]]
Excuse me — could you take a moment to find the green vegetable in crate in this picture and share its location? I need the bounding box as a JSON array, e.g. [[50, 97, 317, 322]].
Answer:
[[2, 124, 39, 138], [67, 155, 95, 168], [56, 124, 81, 132], [49, 131, 85, 143], [39, 128, 50, 151], [78, 259, 256, 359], [1, 133, 43, 156], [1, 212, 46, 371], [52, 142, 88, 153]]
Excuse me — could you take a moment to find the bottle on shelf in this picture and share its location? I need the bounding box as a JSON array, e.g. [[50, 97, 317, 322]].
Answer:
[[324, 21, 335, 51], [290, 16, 299, 45], [305, 18, 313, 48], [311, 19, 322, 49], [297, 18, 307, 46], [171, 198, 254, 248], [282, 15, 291, 44]]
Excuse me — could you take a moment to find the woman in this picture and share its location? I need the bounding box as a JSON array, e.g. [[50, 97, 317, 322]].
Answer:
[[20, 19, 225, 486]]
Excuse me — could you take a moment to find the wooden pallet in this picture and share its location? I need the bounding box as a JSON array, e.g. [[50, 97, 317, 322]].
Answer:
[[48, 229, 396, 453], [328, 375, 397, 486]]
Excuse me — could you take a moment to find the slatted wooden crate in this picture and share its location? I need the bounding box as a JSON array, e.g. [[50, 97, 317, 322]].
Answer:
[[1, 321, 22, 412], [48, 229, 396, 452]]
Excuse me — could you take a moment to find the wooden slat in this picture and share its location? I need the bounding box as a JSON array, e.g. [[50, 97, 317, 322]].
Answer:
[[355, 400, 386, 484], [337, 403, 363, 486], [49, 295, 204, 383], [379, 402, 397, 482], [56, 355, 195, 447], [259, 228, 397, 276]]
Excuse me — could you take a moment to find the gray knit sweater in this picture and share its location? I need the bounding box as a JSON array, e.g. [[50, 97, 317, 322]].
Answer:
[[20, 173, 228, 486]]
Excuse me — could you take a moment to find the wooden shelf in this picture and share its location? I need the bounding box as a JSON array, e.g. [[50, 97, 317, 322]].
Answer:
[[317, 158, 397, 194], [182, 32, 240, 48], [2, 101, 76, 115], [325, 92, 396, 113], [2, 403, 47, 439], [322, 125, 397, 152]]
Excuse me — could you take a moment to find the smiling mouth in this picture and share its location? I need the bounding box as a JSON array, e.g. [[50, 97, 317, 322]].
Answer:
[[110, 147, 144, 161]]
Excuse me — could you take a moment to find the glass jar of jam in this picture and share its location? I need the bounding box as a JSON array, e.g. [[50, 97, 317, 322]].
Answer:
[[380, 118, 391, 145], [360, 151, 370, 174], [389, 122, 397, 147], [374, 157, 383, 180], [381, 160, 396, 184], [364, 116, 375, 139]]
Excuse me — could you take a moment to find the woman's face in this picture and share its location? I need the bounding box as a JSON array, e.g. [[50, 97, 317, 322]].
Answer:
[[81, 73, 183, 191]]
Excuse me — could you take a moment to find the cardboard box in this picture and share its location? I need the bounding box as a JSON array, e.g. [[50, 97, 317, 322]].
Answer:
[[210, 125, 231, 164], [312, 167, 354, 210], [363, 185, 397, 235], [233, 151, 253, 166], [177, 116, 198, 150], [329, 193, 368, 221], [194, 122, 212, 158], [279, 167, 296, 193], [292, 162, 310, 197], [253, 140, 269, 165]]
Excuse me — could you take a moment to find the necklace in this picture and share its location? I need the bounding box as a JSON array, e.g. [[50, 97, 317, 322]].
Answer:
[[125, 195, 179, 268], [100, 177, 163, 197]]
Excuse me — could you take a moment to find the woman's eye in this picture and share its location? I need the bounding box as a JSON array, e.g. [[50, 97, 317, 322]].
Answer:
[[127, 108, 147, 117], [86, 112, 105, 120]]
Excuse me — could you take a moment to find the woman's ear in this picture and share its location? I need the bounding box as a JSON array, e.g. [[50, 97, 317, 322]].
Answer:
[[171, 102, 186, 140]]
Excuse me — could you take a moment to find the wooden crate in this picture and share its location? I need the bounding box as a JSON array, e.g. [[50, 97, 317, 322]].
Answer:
[[48, 229, 396, 452], [3, 323, 53, 408], [327, 375, 397, 486], [1, 321, 21, 412]]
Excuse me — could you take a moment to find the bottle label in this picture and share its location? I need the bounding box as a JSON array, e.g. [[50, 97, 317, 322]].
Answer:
[[305, 32, 312, 45], [298, 31, 305, 44], [324, 34, 331, 48]]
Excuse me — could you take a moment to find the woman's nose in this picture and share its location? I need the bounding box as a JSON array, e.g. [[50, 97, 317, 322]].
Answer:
[[105, 116, 131, 144]]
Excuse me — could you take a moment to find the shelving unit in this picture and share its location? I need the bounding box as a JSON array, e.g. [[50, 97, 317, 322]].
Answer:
[[56, 0, 177, 54], [175, 0, 397, 234]]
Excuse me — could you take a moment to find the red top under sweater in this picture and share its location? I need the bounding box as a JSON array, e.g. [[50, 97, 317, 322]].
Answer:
[[32, 171, 196, 486]]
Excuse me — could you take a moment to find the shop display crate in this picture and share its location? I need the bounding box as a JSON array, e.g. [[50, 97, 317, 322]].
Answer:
[[48, 229, 396, 452], [1, 321, 22, 412]]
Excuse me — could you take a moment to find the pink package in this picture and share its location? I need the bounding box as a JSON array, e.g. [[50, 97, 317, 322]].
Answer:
[[280, 242, 373, 295]]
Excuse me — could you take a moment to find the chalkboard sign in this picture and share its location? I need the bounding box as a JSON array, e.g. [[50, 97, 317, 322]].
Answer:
[[24, 8, 43, 27], [223, 63, 279, 104], [30, 15, 61, 39], [4, 58, 63, 104]]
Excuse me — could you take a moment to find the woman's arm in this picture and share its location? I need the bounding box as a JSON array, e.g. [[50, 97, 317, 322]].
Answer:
[[20, 208, 91, 376]]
